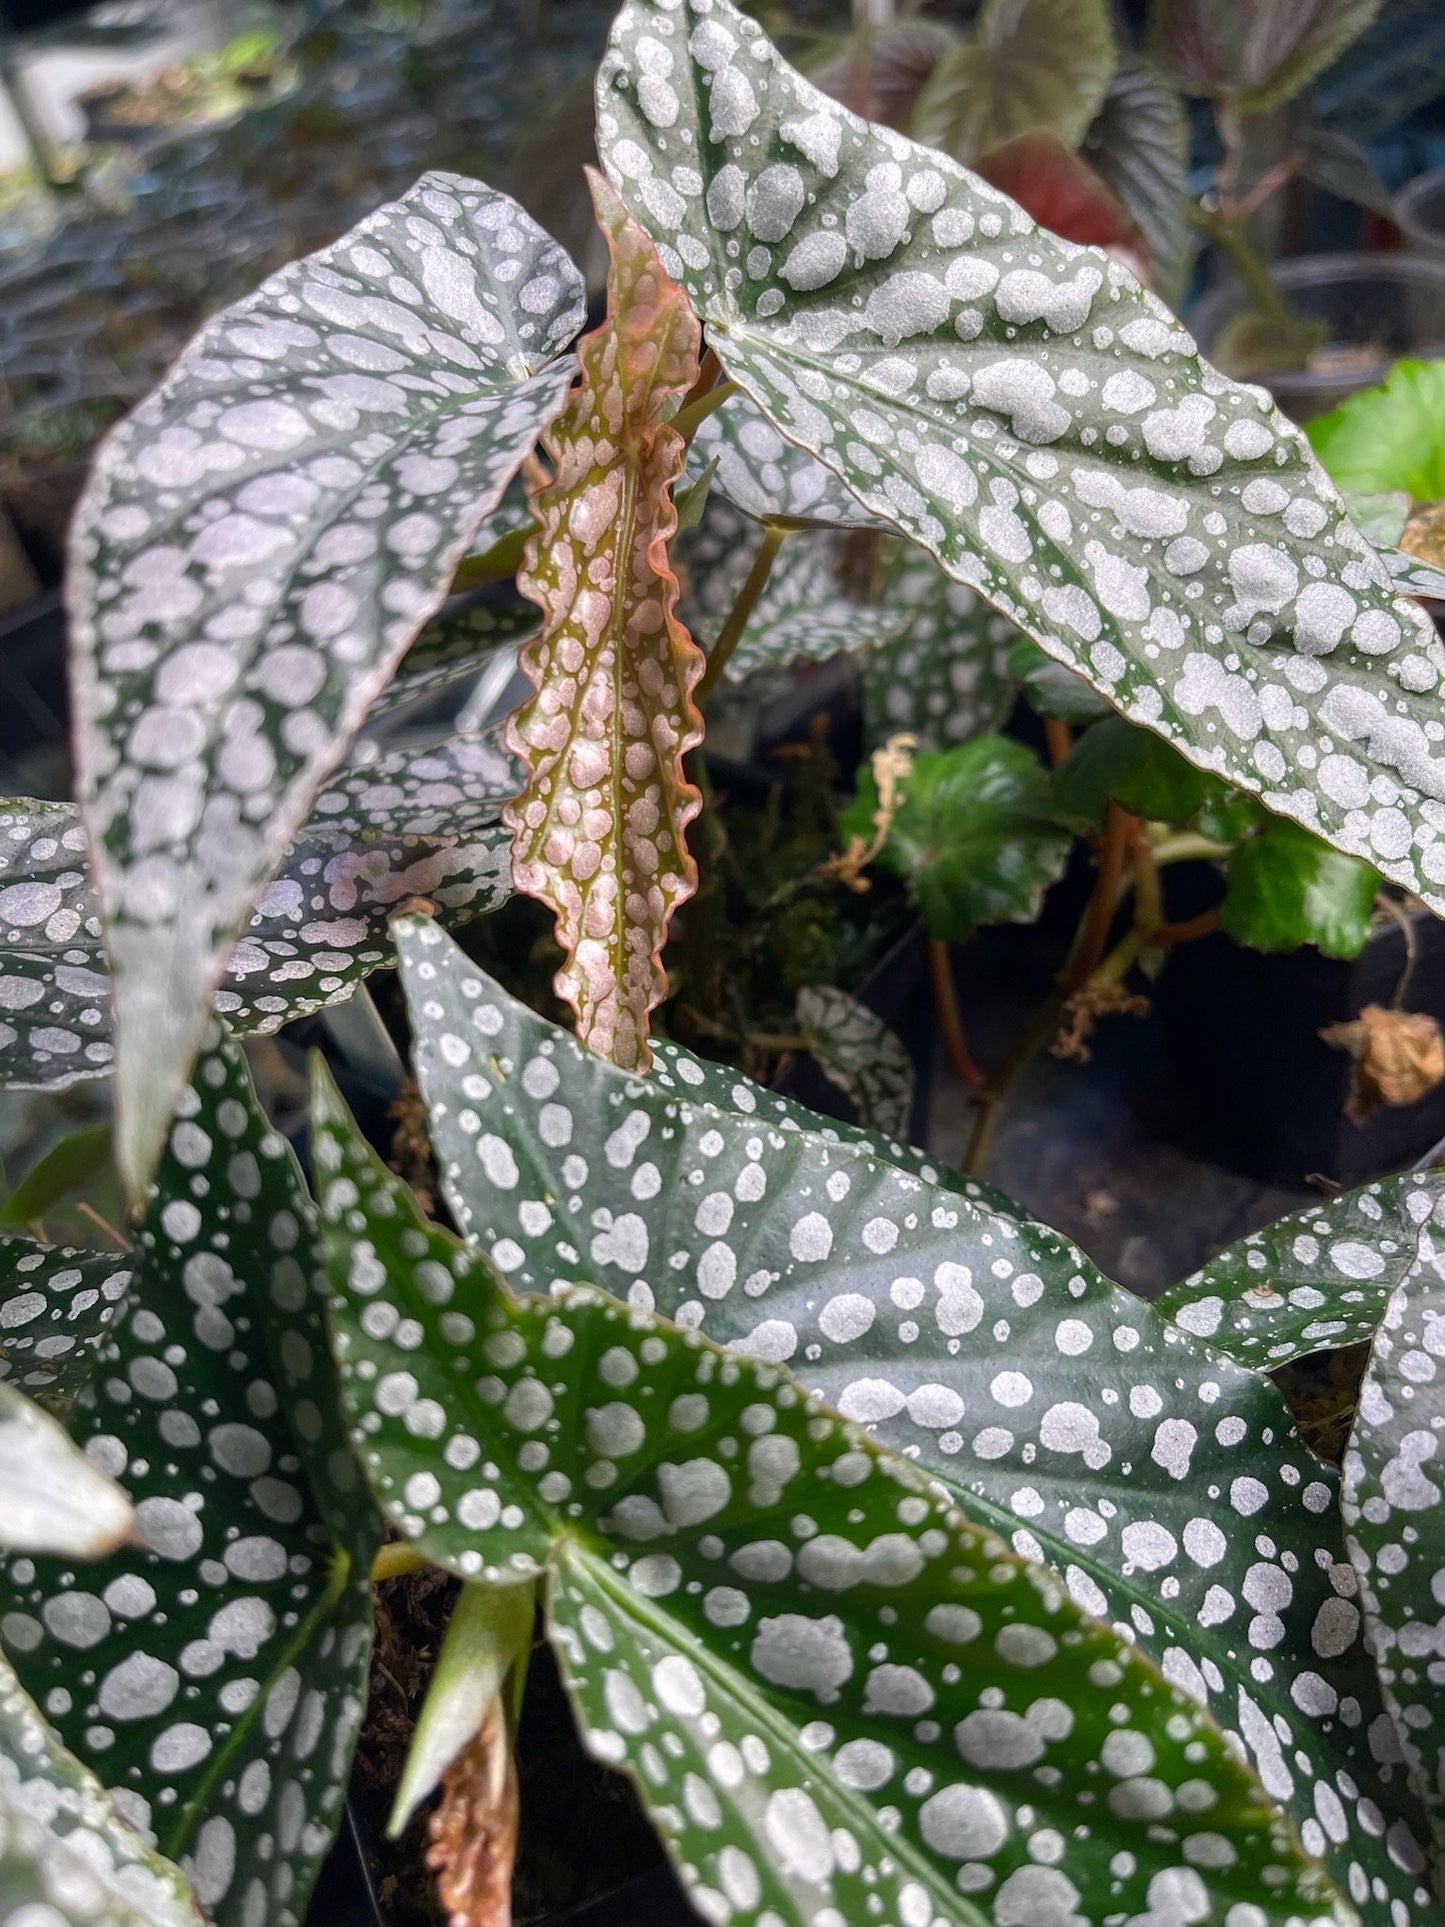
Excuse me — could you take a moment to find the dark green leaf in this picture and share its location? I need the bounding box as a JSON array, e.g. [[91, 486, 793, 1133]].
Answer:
[[1221, 819, 1381, 958], [1080, 55, 1193, 304], [1308, 359, 1445, 503], [0, 1029, 380, 1927], [1008, 637, 1113, 723], [0, 1237, 132, 1397], [796, 984, 913, 1138], [1151, 0, 1384, 113], [863, 543, 1019, 751], [314, 1061, 1351, 1927], [914, 0, 1116, 162], [1051, 714, 1232, 826], [0, 1125, 114, 1231]]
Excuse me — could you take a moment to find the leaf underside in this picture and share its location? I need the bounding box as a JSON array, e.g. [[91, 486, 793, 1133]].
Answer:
[[597, 0, 1445, 924], [68, 169, 584, 1198], [506, 172, 706, 1071]]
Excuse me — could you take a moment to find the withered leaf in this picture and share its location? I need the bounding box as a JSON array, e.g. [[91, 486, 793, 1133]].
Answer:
[[1320, 1002, 1445, 1125], [427, 1697, 519, 1927]]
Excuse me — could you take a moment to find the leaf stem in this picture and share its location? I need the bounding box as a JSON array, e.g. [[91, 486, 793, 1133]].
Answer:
[[961, 989, 1066, 1178], [928, 936, 987, 1092], [695, 524, 786, 704], [75, 1201, 132, 1252], [673, 378, 741, 447], [1042, 717, 1073, 767], [1150, 830, 1236, 866], [372, 1541, 432, 1583], [1156, 905, 1222, 946], [1063, 802, 1133, 994]]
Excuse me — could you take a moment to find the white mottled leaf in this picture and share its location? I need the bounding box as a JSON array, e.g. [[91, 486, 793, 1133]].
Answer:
[[689, 396, 889, 529], [0, 1238, 133, 1395], [68, 170, 584, 1199], [863, 541, 1019, 749], [796, 983, 914, 1138], [0, 1382, 133, 1558]]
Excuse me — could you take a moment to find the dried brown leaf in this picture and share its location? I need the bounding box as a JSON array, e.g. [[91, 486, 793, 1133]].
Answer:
[[1401, 500, 1445, 570], [1320, 1002, 1445, 1125], [426, 1697, 519, 1927]]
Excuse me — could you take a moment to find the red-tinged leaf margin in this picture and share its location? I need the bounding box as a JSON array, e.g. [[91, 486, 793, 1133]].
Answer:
[[505, 169, 705, 1071]]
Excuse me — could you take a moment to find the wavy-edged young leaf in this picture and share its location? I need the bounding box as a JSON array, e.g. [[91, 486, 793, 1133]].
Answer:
[[689, 397, 889, 530], [914, 0, 1116, 163], [1221, 818, 1382, 959], [506, 171, 704, 1073], [863, 542, 1019, 751], [597, 0, 1445, 919], [1080, 54, 1192, 304], [1340, 1225, 1445, 1864], [0, 1236, 132, 1396], [0, 1383, 133, 1558], [1156, 1172, 1443, 1368], [69, 170, 585, 1200], [841, 736, 1072, 942], [312, 1066, 1350, 1927], [796, 984, 913, 1139], [0, 1651, 205, 1927], [1308, 358, 1445, 504], [1151, 0, 1384, 113], [395, 918, 1436, 1914], [0, 1028, 380, 1927]]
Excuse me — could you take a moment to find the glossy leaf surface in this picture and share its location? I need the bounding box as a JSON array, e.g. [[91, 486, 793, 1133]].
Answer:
[[314, 1064, 1348, 1927], [914, 0, 1116, 162], [1220, 818, 1381, 959], [0, 1237, 132, 1396], [69, 170, 584, 1199], [396, 917, 1433, 1914], [862, 543, 1019, 751], [506, 173, 704, 1072], [598, 0, 1445, 919], [0, 1030, 380, 1927], [796, 984, 913, 1139], [0, 1383, 133, 1558]]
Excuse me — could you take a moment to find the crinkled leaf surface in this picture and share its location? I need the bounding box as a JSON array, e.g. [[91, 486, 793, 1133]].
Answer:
[[841, 736, 1072, 943], [796, 984, 913, 1139], [69, 169, 584, 1199], [506, 173, 704, 1073], [1151, 0, 1384, 113], [397, 917, 1433, 1914], [863, 543, 1018, 752], [1220, 819, 1381, 959], [0, 1383, 133, 1558], [313, 1064, 1348, 1927], [0, 1237, 132, 1397], [914, 0, 1116, 162], [1080, 55, 1192, 304], [0, 1651, 205, 1927], [0, 1029, 380, 1927], [598, 0, 1445, 919], [1157, 1173, 1443, 1368], [1341, 1216, 1445, 1863], [1308, 359, 1445, 504]]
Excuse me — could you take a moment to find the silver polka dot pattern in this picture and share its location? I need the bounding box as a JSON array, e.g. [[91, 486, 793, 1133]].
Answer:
[[863, 543, 1020, 753], [0, 1238, 132, 1397], [795, 984, 914, 1140], [690, 397, 890, 530]]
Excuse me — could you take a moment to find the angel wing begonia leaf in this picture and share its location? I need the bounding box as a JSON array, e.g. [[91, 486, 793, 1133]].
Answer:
[[505, 171, 706, 1072], [597, 0, 1445, 923], [68, 170, 584, 1202]]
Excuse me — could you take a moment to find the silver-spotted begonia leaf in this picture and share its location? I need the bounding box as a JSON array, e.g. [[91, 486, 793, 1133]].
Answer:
[[68, 170, 585, 1200], [1156, 1174, 1445, 1370], [0, 1028, 380, 1927], [395, 916, 1435, 1917], [689, 398, 889, 530], [0, 1651, 206, 1927], [1341, 1224, 1445, 1867], [598, 0, 1445, 921], [796, 984, 914, 1139], [0, 1239, 132, 1397], [0, 1384, 133, 1559], [399, 596, 541, 681], [0, 732, 517, 1089], [312, 1061, 1350, 1927], [863, 543, 1019, 750]]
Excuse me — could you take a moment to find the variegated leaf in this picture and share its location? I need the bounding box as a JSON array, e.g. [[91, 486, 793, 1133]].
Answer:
[[597, 0, 1445, 923], [863, 542, 1019, 750], [0, 1383, 133, 1558], [506, 172, 705, 1071], [0, 1238, 132, 1397], [69, 171, 585, 1200], [689, 398, 889, 530], [796, 983, 914, 1139]]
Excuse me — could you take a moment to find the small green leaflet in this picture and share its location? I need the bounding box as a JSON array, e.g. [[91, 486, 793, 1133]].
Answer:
[[394, 917, 1435, 1917], [1156, 1173, 1442, 1369], [0, 1383, 133, 1559], [796, 984, 914, 1139], [1220, 819, 1381, 960], [598, 0, 1445, 923], [0, 1651, 205, 1927], [312, 1062, 1348, 1927], [0, 1123, 115, 1231], [0, 1028, 380, 1927], [0, 1236, 132, 1396], [862, 544, 1019, 752], [1308, 359, 1445, 503], [68, 170, 585, 1200]]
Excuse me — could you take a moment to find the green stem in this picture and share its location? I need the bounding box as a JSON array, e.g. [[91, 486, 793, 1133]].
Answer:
[[695, 524, 786, 705], [1191, 202, 1296, 331], [1151, 831, 1236, 867], [673, 378, 740, 447], [961, 990, 1066, 1179]]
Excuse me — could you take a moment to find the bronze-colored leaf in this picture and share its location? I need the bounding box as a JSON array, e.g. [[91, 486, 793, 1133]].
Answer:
[[426, 1697, 519, 1927], [505, 169, 705, 1070], [1320, 1002, 1445, 1124]]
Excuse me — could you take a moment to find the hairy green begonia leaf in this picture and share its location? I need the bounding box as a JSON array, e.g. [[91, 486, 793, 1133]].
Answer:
[[796, 984, 913, 1139], [1051, 713, 1231, 827], [914, 0, 1116, 163], [842, 736, 1072, 942], [862, 543, 1019, 751], [0, 1237, 132, 1397], [313, 1059, 1350, 1927], [1151, 0, 1384, 114], [1220, 818, 1381, 959], [0, 1029, 380, 1927], [0, 1383, 133, 1558], [1341, 1226, 1445, 1867], [0, 1651, 205, 1927], [1308, 360, 1445, 504], [1080, 55, 1192, 305], [1156, 1172, 1443, 1368], [598, 0, 1445, 923], [68, 170, 584, 1202], [395, 917, 1435, 1914]]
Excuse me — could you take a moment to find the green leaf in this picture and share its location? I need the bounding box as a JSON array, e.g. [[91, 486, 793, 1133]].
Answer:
[[1308, 359, 1445, 503], [841, 736, 1071, 942], [0, 1237, 132, 1397], [1341, 1228, 1445, 1865], [0, 1028, 380, 1927], [914, 0, 1116, 163], [1008, 636, 1112, 723], [1221, 818, 1381, 958], [598, 0, 1445, 921], [313, 1063, 1351, 1927], [399, 596, 541, 681], [690, 397, 889, 530], [0, 1124, 114, 1231], [1151, 0, 1384, 112], [396, 916, 1436, 1914], [1080, 55, 1193, 305], [1051, 713, 1231, 826], [796, 985, 913, 1138], [1341, 491, 1411, 551], [0, 1382, 134, 1558], [0, 1651, 205, 1927], [69, 171, 585, 1202], [862, 543, 1019, 752], [1156, 1171, 1443, 1368]]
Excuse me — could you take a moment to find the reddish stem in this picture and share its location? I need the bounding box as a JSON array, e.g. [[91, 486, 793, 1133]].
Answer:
[[928, 936, 987, 1092]]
